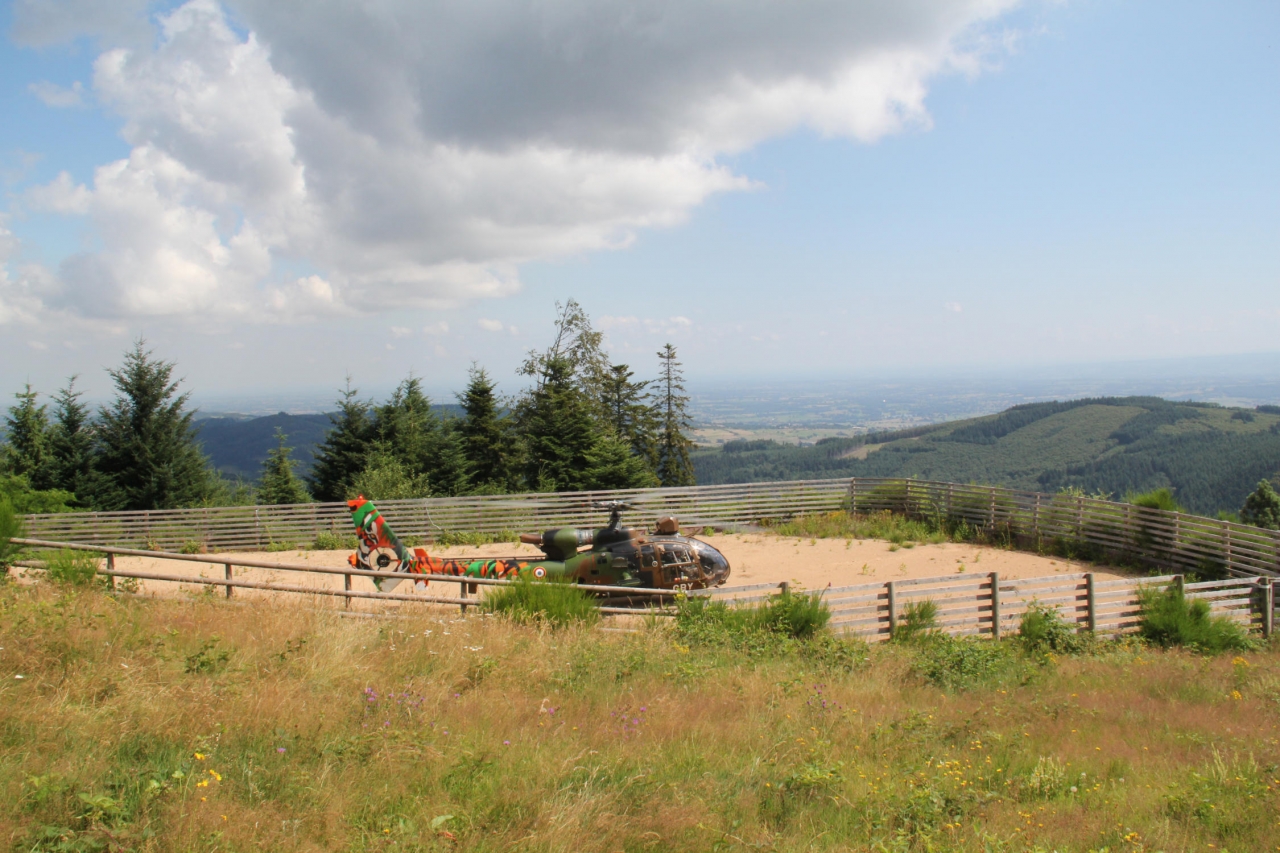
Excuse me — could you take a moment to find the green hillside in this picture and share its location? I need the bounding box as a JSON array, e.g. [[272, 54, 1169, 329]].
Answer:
[[692, 397, 1280, 516]]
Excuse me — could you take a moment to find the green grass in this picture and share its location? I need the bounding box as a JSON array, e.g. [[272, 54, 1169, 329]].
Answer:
[[43, 549, 104, 587], [480, 577, 600, 628], [2, 581, 1277, 852]]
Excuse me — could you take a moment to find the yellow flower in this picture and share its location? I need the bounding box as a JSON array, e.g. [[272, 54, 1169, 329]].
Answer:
[[208, 769, 222, 781], [194, 752, 206, 761], [197, 780, 209, 788], [1230, 690, 1242, 701]]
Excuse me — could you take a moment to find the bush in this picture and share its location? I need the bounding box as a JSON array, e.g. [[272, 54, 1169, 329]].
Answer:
[[313, 530, 356, 551], [1239, 480, 1280, 530], [1137, 584, 1256, 653], [892, 599, 939, 643], [0, 496, 23, 572], [1019, 601, 1091, 654], [909, 635, 1027, 690], [44, 550, 104, 587], [482, 578, 600, 629], [1128, 487, 1182, 512], [751, 590, 831, 639]]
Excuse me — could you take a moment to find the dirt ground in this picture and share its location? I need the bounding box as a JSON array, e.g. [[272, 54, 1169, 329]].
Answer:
[[88, 529, 1136, 607]]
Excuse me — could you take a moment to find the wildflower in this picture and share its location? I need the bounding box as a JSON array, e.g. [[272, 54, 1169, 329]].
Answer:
[[277, 747, 286, 753], [1230, 690, 1242, 701], [208, 769, 222, 781], [194, 752, 206, 760], [503, 740, 510, 745]]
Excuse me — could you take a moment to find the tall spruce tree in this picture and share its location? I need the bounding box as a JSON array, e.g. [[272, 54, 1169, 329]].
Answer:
[[309, 379, 375, 502], [1, 384, 55, 491], [458, 365, 513, 491], [653, 343, 695, 487], [258, 429, 312, 505], [517, 357, 600, 492], [94, 341, 214, 510], [48, 376, 98, 503], [374, 375, 470, 496], [601, 363, 658, 472]]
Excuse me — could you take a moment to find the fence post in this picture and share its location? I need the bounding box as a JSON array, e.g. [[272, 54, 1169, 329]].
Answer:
[[1086, 572, 1097, 633], [1173, 574, 1185, 596], [887, 581, 897, 638], [459, 579, 469, 613], [779, 581, 790, 596], [1223, 522, 1233, 574], [224, 563, 233, 599], [344, 571, 352, 610], [1262, 577, 1274, 639], [107, 552, 115, 591], [990, 571, 1001, 640]]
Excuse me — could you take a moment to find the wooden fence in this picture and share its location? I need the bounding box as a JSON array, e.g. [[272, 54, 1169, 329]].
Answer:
[[12, 538, 1275, 643], [19, 477, 1280, 579], [848, 479, 1280, 580]]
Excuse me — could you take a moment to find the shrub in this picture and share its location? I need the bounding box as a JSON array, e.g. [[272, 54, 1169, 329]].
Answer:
[[1019, 601, 1090, 654], [909, 635, 1027, 690], [435, 529, 519, 547], [0, 496, 23, 572], [313, 530, 356, 551], [482, 577, 600, 629], [179, 540, 204, 555], [44, 549, 104, 586], [1137, 584, 1256, 653], [750, 590, 831, 639], [1128, 487, 1181, 512], [1239, 480, 1280, 530], [892, 599, 939, 643]]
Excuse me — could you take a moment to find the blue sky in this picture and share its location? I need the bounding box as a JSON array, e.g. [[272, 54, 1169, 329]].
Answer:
[[0, 0, 1276, 404]]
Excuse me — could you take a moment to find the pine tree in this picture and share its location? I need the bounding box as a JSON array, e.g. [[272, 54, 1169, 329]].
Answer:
[[458, 365, 513, 490], [258, 429, 312, 505], [374, 375, 471, 496], [94, 341, 214, 510], [583, 431, 658, 490], [1240, 479, 1280, 530], [309, 378, 375, 502], [48, 376, 99, 504], [601, 363, 659, 472], [653, 343, 695, 487], [517, 357, 600, 492], [1, 384, 55, 491]]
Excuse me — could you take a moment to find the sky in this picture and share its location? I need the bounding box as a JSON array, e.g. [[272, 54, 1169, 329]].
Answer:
[[0, 0, 1277, 406]]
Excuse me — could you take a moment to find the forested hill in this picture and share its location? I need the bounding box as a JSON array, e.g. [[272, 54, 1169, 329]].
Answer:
[[692, 397, 1280, 516]]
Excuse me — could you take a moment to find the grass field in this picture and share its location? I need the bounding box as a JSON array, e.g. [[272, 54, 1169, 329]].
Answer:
[[1, 580, 1278, 853]]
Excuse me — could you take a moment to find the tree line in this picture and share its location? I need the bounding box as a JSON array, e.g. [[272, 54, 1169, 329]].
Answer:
[[0, 301, 696, 513]]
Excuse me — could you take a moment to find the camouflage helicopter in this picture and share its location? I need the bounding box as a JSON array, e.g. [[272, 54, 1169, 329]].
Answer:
[[347, 496, 731, 594]]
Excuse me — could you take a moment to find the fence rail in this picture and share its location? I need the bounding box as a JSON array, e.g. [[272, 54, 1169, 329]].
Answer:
[[19, 477, 1280, 579], [12, 538, 1275, 643]]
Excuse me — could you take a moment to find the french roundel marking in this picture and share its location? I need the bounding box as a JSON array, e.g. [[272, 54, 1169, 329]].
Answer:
[[534, 567, 546, 578]]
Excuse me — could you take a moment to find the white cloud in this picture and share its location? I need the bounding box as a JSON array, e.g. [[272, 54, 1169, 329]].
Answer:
[[9, 0, 153, 47], [28, 80, 85, 108], [26, 172, 92, 214], [12, 0, 1023, 323], [477, 318, 505, 333], [422, 321, 449, 336], [946, 302, 963, 313]]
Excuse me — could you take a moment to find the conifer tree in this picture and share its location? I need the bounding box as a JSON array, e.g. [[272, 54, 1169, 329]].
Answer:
[[1, 384, 55, 491], [653, 343, 695, 487], [94, 341, 214, 510], [1240, 479, 1280, 530], [583, 431, 658, 490], [374, 375, 470, 496], [601, 363, 658, 471], [309, 379, 375, 502], [48, 376, 98, 503], [258, 429, 312, 505], [518, 357, 600, 492], [458, 365, 513, 490]]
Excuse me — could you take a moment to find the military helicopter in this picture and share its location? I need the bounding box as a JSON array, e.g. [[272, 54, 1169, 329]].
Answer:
[[347, 496, 731, 594]]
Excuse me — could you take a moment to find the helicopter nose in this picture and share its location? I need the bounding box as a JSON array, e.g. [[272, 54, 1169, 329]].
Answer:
[[692, 541, 731, 583]]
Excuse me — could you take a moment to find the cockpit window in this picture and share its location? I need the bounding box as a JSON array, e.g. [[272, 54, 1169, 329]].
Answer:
[[693, 542, 729, 577]]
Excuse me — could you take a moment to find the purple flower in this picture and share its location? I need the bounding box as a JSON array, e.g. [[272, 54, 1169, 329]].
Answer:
[[277, 747, 286, 753], [503, 740, 510, 745], [639, 706, 647, 712]]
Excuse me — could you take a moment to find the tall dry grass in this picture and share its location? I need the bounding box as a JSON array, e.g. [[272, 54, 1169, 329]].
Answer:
[[1, 581, 1277, 852]]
